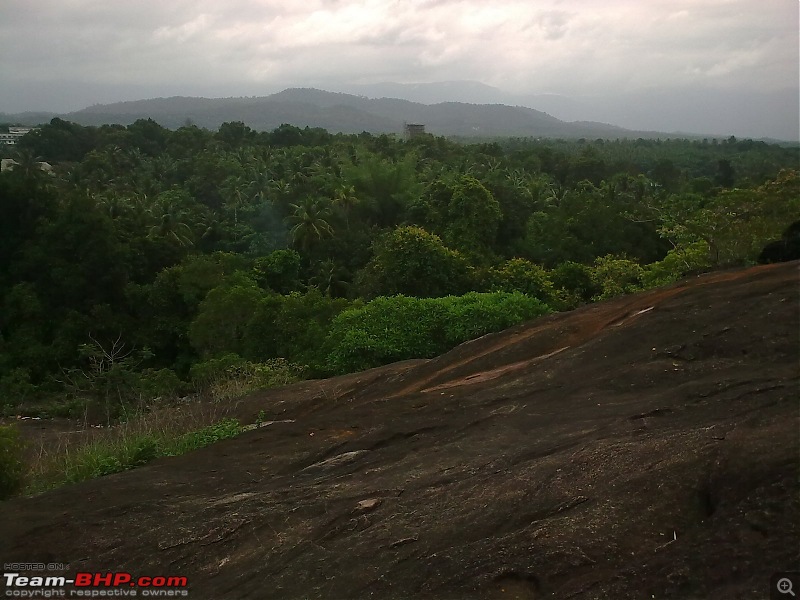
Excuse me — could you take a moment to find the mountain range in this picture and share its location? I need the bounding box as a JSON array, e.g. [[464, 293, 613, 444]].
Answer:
[[1, 83, 797, 141], [335, 81, 799, 142], [0, 87, 664, 140]]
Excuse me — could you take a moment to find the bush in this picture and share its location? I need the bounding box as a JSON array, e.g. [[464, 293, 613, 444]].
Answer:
[[136, 368, 185, 401], [357, 226, 472, 298], [189, 353, 248, 388], [0, 368, 37, 415], [190, 354, 304, 401], [324, 292, 550, 374], [324, 296, 450, 374], [485, 258, 556, 304], [642, 241, 712, 288], [440, 292, 549, 346], [591, 255, 644, 300], [551, 261, 599, 307], [0, 424, 26, 500]]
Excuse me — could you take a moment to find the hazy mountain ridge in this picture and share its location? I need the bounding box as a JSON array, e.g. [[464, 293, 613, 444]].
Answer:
[[2, 81, 797, 141], [334, 80, 800, 141], [2, 88, 646, 139]]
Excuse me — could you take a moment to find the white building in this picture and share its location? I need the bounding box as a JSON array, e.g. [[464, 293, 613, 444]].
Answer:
[[0, 127, 35, 145]]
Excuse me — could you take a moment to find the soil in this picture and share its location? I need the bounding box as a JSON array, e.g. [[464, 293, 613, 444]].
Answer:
[[1, 261, 798, 599]]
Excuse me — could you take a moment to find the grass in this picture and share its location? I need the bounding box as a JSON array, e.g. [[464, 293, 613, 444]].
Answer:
[[7, 359, 306, 497], [20, 399, 248, 496]]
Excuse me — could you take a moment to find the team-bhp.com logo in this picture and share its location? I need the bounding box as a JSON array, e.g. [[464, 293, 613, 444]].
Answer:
[[3, 571, 189, 597]]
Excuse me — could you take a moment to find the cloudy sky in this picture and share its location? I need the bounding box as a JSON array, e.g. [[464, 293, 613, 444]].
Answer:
[[1, 0, 797, 136]]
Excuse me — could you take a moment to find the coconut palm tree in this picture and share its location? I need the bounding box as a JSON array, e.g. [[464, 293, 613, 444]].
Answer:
[[333, 185, 359, 229], [309, 259, 350, 297], [285, 197, 334, 253], [147, 193, 194, 247], [13, 147, 44, 180]]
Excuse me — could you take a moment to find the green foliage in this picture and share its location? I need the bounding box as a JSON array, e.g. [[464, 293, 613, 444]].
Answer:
[[253, 249, 302, 294], [344, 153, 420, 228], [58, 418, 243, 486], [261, 290, 350, 369], [325, 296, 449, 373], [591, 255, 645, 300], [0, 368, 37, 414], [440, 292, 550, 345], [163, 418, 243, 456], [2, 118, 798, 417], [417, 175, 502, 260], [359, 226, 472, 298], [648, 170, 800, 268], [190, 354, 303, 401], [0, 424, 25, 500], [189, 353, 245, 388], [485, 258, 556, 304], [522, 178, 669, 267], [324, 292, 550, 374], [550, 261, 599, 307], [56, 336, 159, 422], [136, 368, 185, 400], [286, 197, 334, 252], [441, 176, 502, 259], [188, 273, 265, 357], [642, 241, 712, 288]]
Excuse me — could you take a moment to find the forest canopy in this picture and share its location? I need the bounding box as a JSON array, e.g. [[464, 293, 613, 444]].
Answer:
[[1, 118, 798, 419]]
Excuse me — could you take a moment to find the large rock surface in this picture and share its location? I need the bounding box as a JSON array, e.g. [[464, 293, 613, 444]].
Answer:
[[2, 262, 798, 599]]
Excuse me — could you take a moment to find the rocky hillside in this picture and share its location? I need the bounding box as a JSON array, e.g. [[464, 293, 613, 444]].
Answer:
[[1, 261, 798, 599]]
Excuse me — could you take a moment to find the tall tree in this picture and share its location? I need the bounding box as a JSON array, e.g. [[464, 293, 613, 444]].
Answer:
[[285, 198, 334, 253]]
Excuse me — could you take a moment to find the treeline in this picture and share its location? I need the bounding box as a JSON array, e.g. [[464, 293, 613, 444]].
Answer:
[[1, 118, 797, 418]]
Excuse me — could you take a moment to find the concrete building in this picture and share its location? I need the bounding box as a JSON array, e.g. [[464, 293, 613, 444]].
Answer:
[[0, 127, 34, 146], [404, 123, 426, 139]]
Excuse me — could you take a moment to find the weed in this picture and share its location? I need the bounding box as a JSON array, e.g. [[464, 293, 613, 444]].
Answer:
[[0, 424, 25, 500]]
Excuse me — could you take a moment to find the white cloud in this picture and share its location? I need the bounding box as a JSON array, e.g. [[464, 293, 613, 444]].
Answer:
[[0, 0, 796, 113]]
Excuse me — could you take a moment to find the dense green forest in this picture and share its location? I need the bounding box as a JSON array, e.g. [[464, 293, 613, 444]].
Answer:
[[1, 118, 798, 420]]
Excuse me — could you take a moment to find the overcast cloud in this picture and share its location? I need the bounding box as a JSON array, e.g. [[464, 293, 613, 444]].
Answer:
[[0, 0, 797, 136]]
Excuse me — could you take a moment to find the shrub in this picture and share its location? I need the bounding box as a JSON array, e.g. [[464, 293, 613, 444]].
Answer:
[[440, 292, 549, 346], [0, 424, 26, 499], [551, 261, 599, 307], [642, 241, 712, 288], [324, 296, 449, 373], [189, 353, 247, 388], [357, 226, 472, 298], [591, 255, 644, 300], [0, 368, 37, 415], [136, 368, 185, 401], [190, 354, 304, 401], [324, 292, 550, 374], [485, 258, 556, 304]]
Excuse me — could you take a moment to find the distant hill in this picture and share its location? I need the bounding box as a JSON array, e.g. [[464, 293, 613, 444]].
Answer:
[[333, 80, 800, 142], [3, 81, 796, 141], [0, 111, 58, 127], [4, 88, 654, 139]]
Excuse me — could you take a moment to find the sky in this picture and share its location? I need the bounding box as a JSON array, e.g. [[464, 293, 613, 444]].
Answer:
[[1, 0, 798, 137]]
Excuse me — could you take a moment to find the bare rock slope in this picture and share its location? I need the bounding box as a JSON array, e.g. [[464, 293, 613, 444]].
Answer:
[[2, 262, 798, 599]]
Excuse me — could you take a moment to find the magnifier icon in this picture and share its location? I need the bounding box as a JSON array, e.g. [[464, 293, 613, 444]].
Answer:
[[778, 578, 796, 596]]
